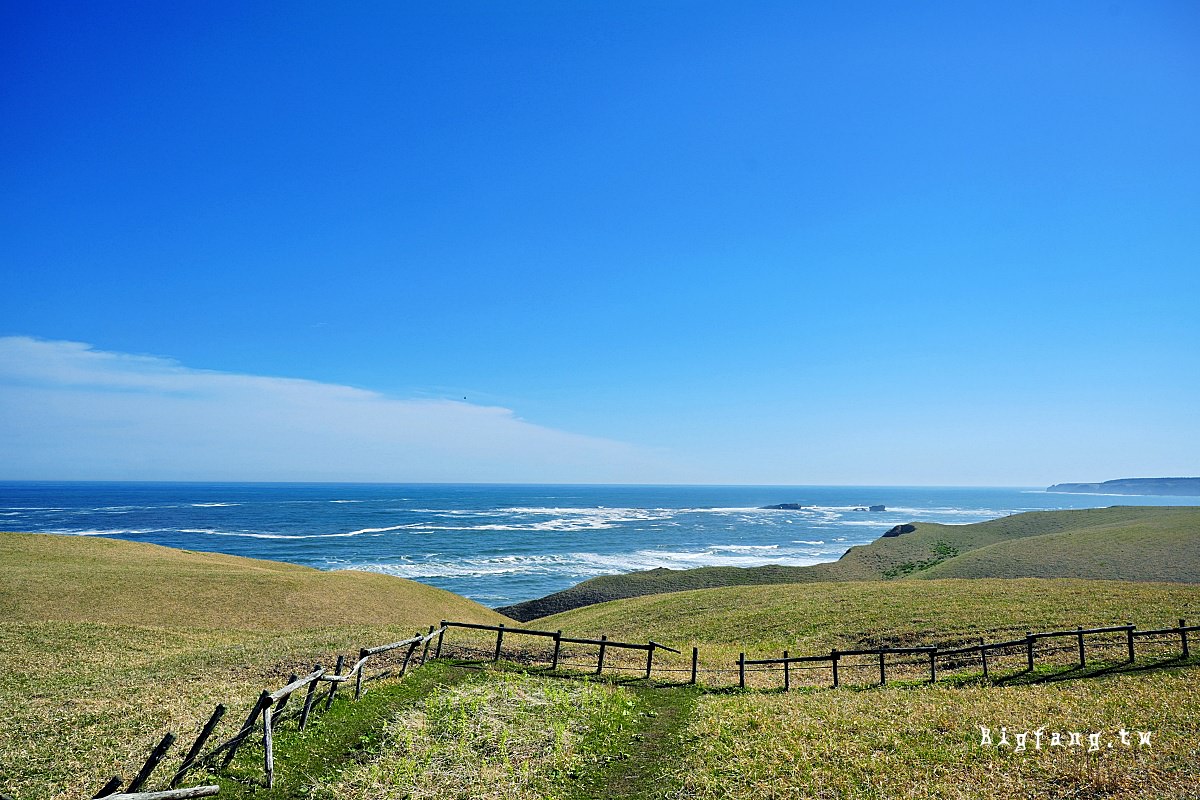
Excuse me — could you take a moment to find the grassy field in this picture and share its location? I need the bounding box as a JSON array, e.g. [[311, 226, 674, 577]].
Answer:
[[0, 532, 507, 800], [501, 506, 1200, 620]]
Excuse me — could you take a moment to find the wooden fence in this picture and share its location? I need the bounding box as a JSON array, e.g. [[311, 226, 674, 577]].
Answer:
[[83, 616, 1196, 799], [91, 627, 445, 799], [433, 617, 1197, 691]]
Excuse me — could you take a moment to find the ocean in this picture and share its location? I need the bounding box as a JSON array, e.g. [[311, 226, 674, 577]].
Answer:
[[3, 482, 1197, 607]]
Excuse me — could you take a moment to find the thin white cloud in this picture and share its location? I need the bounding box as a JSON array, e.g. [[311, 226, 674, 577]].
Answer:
[[0, 336, 673, 482]]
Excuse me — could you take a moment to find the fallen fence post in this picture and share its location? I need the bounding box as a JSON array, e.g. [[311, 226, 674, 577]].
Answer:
[[552, 630, 563, 670], [93, 776, 123, 798], [1126, 623, 1136, 663], [170, 704, 226, 787], [783, 650, 790, 691], [299, 665, 321, 731], [435, 621, 447, 658], [739, 652, 746, 689], [1182, 619, 1190, 659], [596, 635, 608, 676], [355, 649, 368, 700], [127, 732, 176, 793], [494, 623, 505, 662], [326, 655, 345, 710], [831, 649, 840, 688], [98, 788, 221, 800]]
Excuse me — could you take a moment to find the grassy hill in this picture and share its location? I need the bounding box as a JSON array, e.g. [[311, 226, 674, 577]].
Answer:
[[500, 506, 1200, 620], [0, 532, 509, 800]]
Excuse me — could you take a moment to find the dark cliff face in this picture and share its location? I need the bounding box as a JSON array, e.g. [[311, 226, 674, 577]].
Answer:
[[1047, 478, 1200, 496]]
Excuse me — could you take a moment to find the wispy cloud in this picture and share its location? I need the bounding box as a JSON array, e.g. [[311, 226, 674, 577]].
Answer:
[[0, 336, 671, 482]]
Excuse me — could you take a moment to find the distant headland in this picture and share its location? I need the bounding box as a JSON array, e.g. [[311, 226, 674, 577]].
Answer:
[[1046, 477, 1200, 496]]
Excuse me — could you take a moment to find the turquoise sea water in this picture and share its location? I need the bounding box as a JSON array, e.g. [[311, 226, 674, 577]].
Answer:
[[2, 482, 1197, 606]]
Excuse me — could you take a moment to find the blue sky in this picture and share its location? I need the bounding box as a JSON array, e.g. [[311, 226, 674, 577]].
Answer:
[[2, 1, 1197, 484]]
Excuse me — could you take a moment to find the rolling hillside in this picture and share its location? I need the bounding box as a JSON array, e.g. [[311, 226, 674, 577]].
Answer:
[[500, 506, 1200, 620]]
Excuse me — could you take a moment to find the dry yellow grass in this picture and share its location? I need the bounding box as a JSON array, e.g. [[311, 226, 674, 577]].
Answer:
[[0, 532, 510, 800]]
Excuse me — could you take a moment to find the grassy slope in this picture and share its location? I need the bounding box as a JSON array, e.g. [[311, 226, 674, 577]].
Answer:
[[500, 506, 1200, 620], [536, 577, 1200, 799], [0, 532, 509, 800]]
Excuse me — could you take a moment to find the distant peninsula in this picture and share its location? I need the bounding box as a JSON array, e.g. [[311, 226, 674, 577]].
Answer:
[[1046, 477, 1200, 496]]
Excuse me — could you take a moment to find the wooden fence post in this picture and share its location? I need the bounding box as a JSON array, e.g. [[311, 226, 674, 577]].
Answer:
[[690, 646, 698, 685], [1181, 619, 1190, 659], [222, 691, 271, 768], [494, 623, 505, 662], [831, 649, 839, 688], [551, 631, 563, 670], [1026, 632, 1035, 672], [420, 625, 435, 665], [170, 704, 226, 787], [401, 633, 420, 676], [645, 642, 655, 680], [326, 655, 345, 710], [299, 665, 321, 731], [92, 777, 123, 798], [127, 732, 176, 793], [274, 673, 298, 715], [263, 705, 274, 788], [738, 652, 746, 689], [596, 635, 608, 676], [980, 640, 989, 680], [783, 650, 790, 692], [879, 647, 887, 686], [435, 621, 447, 658], [928, 648, 937, 683], [355, 649, 368, 700], [1077, 626, 1086, 666], [1126, 623, 1135, 663]]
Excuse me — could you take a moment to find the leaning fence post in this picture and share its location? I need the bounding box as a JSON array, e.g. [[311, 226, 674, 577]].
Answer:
[[127, 732, 176, 793], [831, 648, 840, 688], [551, 630, 563, 670], [401, 632, 420, 676], [274, 673, 298, 715], [1026, 632, 1035, 672], [355, 649, 368, 700], [596, 635, 608, 675], [690, 646, 698, 685], [1126, 623, 1135, 663], [783, 650, 790, 692], [645, 642, 655, 680], [222, 690, 271, 768], [421, 625, 435, 665], [435, 621, 447, 658], [93, 776, 123, 798], [326, 655, 345, 710], [171, 704, 227, 787], [493, 623, 506, 662], [1181, 619, 1190, 659], [299, 665, 322, 731]]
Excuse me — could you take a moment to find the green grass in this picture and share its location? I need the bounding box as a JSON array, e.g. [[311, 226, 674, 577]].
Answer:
[[0, 532, 509, 800], [501, 506, 1200, 620]]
